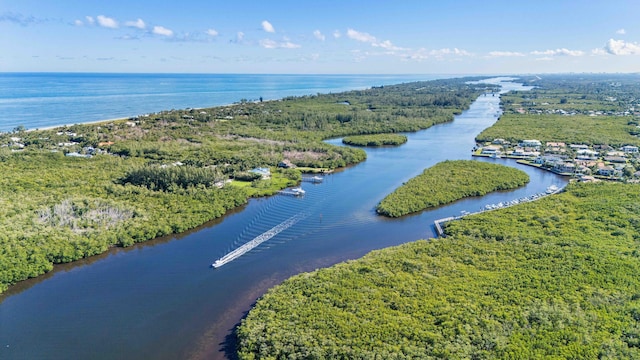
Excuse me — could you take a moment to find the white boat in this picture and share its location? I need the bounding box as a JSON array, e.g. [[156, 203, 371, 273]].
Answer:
[[280, 187, 305, 196], [546, 185, 559, 194]]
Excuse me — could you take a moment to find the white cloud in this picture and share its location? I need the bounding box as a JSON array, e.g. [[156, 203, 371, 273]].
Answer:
[[346, 28, 405, 51], [262, 20, 275, 33], [85, 16, 94, 25], [236, 31, 245, 42], [313, 30, 325, 41], [347, 28, 376, 43], [260, 39, 301, 49], [488, 51, 525, 57], [603, 38, 640, 55], [125, 18, 145, 29], [402, 47, 473, 61], [206, 29, 219, 37], [74, 19, 83, 26], [280, 41, 300, 49], [372, 39, 405, 51], [616, 28, 626, 35], [153, 25, 173, 37], [530, 48, 584, 56], [96, 15, 118, 29], [333, 30, 341, 38], [429, 48, 471, 57]]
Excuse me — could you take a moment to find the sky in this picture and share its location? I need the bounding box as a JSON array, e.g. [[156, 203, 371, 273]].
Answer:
[[2, 0, 640, 74]]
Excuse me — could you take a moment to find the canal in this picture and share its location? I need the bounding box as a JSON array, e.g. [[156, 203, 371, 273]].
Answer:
[[0, 78, 568, 359]]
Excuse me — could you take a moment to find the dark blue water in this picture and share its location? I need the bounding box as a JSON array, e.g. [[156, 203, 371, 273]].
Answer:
[[0, 73, 456, 132], [0, 79, 568, 360]]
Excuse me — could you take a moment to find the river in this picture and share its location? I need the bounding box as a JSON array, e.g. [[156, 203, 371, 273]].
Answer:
[[0, 78, 568, 359]]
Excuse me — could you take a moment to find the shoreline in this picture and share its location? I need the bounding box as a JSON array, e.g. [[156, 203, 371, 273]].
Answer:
[[25, 117, 130, 132]]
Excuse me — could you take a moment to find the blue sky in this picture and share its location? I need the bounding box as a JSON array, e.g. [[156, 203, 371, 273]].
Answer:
[[2, 0, 640, 74]]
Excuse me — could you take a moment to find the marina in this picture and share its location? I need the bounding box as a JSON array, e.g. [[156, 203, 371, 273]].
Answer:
[[433, 184, 564, 237]]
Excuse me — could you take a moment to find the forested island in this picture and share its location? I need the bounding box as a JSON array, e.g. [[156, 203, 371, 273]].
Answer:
[[0, 77, 487, 293], [342, 133, 408, 147], [376, 160, 530, 217]]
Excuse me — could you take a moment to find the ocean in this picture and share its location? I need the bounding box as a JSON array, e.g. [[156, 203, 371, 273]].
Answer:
[[0, 73, 457, 133]]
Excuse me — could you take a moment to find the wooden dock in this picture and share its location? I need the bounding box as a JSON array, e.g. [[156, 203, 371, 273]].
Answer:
[[434, 217, 455, 237]]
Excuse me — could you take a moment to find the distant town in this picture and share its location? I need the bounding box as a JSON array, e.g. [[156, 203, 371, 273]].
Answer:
[[475, 139, 639, 182]]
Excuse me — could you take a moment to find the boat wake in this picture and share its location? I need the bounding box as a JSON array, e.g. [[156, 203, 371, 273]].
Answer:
[[211, 212, 307, 268]]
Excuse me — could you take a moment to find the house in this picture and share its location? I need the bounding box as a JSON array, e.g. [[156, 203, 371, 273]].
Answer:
[[593, 144, 613, 152], [277, 160, 295, 168], [511, 148, 539, 158], [569, 144, 589, 150], [533, 155, 563, 166], [553, 162, 576, 174], [597, 164, 616, 176], [481, 145, 502, 155], [518, 139, 541, 148], [621, 145, 639, 153], [249, 167, 271, 179], [604, 156, 627, 164], [576, 149, 598, 160], [575, 165, 592, 175], [579, 175, 598, 182], [545, 142, 566, 154]]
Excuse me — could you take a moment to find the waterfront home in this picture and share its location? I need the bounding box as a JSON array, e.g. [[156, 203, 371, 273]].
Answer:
[[621, 145, 639, 153], [510, 147, 539, 158], [579, 175, 598, 182], [575, 165, 592, 175], [553, 162, 576, 174], [533, 155, 564, 166], [480, 145, 502, 155], [250, 167, 271, 179]]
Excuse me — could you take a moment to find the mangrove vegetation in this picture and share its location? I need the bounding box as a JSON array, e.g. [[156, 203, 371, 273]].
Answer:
[[342, 133, 408, 147], [238, 182, 640, 359], [376, 160, 530, 217]]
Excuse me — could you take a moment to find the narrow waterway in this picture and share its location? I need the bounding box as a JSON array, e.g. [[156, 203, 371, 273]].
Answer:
[[0, 79, 568, 360]]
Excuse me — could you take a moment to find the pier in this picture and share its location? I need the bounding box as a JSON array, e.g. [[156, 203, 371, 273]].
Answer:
[[433, 185, 563, 238], [434, 217, 455, 237]]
